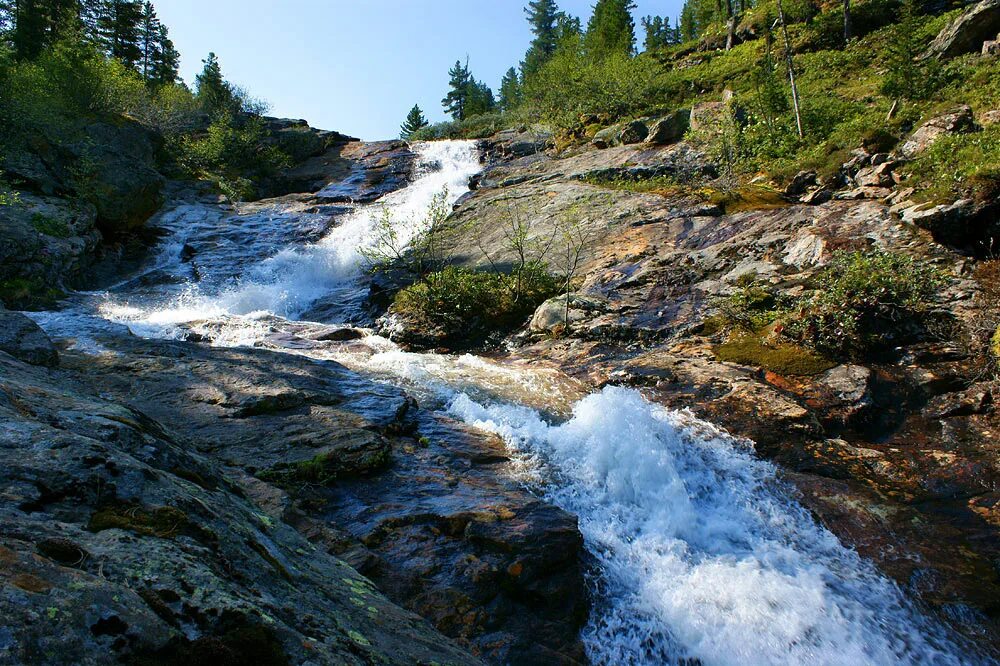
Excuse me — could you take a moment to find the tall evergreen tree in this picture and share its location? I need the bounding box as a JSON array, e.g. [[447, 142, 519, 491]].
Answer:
[[679, 3, 697, 42], [641, 15, 673, 51], [465, 80, 495, 118], [522, 0, 560, 79], [441, 58, 472, 121], [196, 52, 235, 116], [96, 0, 143, 69], [138, 1, 160, 80], [584, 0, 637, 59], [149, 23, 178, 85], [10, 0, 79, 59], [499, 67, 522, 112], [400, 104, 429, 139]]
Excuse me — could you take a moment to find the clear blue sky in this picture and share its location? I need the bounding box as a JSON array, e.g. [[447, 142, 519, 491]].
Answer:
[[156, 1, 682, 140]]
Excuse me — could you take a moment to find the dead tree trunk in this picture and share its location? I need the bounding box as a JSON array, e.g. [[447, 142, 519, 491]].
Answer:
[[775, 0, 804, 139]]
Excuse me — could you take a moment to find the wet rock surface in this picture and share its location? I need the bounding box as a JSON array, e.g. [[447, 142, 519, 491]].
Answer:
[[432, 133, 1000, 650], [0, 346, 482, 666], [49, 332, 588, 665]]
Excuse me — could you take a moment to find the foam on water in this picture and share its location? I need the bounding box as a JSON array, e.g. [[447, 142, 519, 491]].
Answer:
[[448, 386, 979, 666]]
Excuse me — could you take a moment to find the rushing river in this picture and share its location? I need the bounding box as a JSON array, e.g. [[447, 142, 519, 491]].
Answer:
[[29, 140, 986, 665]]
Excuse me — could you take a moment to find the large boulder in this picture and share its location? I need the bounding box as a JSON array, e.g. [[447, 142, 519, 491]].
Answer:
[[61, 120, 165, 235], [529, 294, 608, 335], [0, 192, 100, 308], [690, 101, 728, 135], [0, 309, 58, 366], [644, 110, 691, 145], [591, 124, 622, 149], [619, 120, 649, 145], [922, 0, 1000, 60], [899, 105, 977, 158]]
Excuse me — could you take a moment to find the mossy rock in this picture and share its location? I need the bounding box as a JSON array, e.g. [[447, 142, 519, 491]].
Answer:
[[0, 277, 64, 310], [715, 334, 837, 376], [88, 502, 204, 541], [992, 325, 1000, 359]]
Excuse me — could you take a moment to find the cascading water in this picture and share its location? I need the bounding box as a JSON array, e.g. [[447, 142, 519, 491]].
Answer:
[[29, 140, 986, 665]]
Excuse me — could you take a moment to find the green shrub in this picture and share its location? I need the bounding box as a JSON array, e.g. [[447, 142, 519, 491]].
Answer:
[[906, 124, 1000, 203], [172, 114, 291, 200], [392, 263, 560, 344], [714, 277, 793, 331], [0, 277, 64, 310], [410, 111, 508, 140], [30, 213, 72, 238], [787, 250, 946, 357]]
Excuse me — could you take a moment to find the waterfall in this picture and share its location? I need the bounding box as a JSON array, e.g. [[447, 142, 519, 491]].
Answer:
[[28, 139, 985, 666]]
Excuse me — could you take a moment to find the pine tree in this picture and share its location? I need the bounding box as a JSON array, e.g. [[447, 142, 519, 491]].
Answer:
[[441, 58, 472, 121], [465, 80, 495, 118], [149, 23, 178, 85], [499, 67, 522, 112], [522, 0, 560, 79], [679, 3, 696, 41], [641, 15, 673, 51], [10, 0, 79, 59], [584, 0, 637, 59], [138, 1, 160, 80], [196, 52, 235, 116], [96, 0, 144, 69], [400, 104, 429, 139]]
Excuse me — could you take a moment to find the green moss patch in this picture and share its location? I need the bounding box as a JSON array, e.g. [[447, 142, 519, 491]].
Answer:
[[0, 277, 64, 310], [992, 326, 1000, 360], [715, 334, 837, 376], [30, 213, 73, 238], [88, 503, 193, 540]]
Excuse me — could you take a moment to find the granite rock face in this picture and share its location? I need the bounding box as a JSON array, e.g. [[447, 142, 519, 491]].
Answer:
[[47, 329, 588, 665], [0, 348, 483, 666]]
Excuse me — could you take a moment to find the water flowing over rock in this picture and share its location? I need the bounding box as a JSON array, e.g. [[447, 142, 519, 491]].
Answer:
[[7, 128, 999, 666]]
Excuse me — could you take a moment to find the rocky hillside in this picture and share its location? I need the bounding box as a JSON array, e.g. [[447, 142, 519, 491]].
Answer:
[[391, 91, 1000, 648]]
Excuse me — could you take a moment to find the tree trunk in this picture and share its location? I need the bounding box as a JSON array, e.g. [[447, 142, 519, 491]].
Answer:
[[843, 0, 852, 43], [776, 0, 804, 139], [725, 0, 736, 51]]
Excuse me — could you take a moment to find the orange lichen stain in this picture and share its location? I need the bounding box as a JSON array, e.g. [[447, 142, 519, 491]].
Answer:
[[12, 573, 52, 594]]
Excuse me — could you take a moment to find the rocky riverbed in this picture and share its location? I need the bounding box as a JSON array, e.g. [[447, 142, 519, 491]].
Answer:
[[412, 123, 1000, 651], [2, 112, 999, 664]]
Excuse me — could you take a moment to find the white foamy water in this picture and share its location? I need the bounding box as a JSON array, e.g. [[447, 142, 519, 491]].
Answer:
[[98, 140, 481, 331], [31, 140, 987, 665], [448, 387, 979, 666]]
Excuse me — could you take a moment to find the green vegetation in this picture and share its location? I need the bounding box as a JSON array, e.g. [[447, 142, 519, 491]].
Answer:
[[789, 250, 947, 357], [392, 264, 560, 344], [992, 326, 1000, 360], [88, 503, 191, 539], [260, 448, 391, 486], [715, 276, 793, 331], [715, 333, 836, 376], [907, 123, 1000, 204], [709, 251, 946, 370], [428, 0, 994, 201], [30, 213, 72, 237], [0, 5, 295, 205], [0, 277, 64, 310], [400, 103, 429, 139]]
